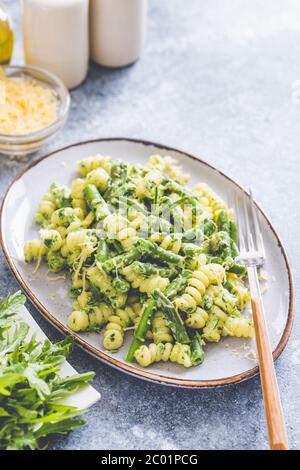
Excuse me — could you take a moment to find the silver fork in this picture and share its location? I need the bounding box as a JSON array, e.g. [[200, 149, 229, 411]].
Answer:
[[233, 189, 288, 450]]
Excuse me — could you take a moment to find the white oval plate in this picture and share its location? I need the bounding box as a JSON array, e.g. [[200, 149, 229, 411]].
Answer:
[[0, 138, 294, 388]]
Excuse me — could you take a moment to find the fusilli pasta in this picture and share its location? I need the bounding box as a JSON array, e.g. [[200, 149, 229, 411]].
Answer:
[[24, 152, 253, 370], [134, 342, 192, 368]]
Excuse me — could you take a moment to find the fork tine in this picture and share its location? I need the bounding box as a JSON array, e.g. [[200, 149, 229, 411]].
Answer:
[[233, 191, 244, 252], [242, 191, 254, 252], [249, 188, 266, 258], [249, 188, 259, 251]]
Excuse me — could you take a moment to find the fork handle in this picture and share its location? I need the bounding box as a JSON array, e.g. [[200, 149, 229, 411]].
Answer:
[[248, 265, 288, 450]]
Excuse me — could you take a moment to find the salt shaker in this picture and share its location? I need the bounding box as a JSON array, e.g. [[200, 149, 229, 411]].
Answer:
[[22, 0, 89, 89], [90, 0, 147, 68]]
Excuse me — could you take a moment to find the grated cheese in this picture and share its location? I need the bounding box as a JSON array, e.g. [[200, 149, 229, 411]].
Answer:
[[0, 68, 58, 135], [46, 273, 66, 282], [259, 269, 270, 282]]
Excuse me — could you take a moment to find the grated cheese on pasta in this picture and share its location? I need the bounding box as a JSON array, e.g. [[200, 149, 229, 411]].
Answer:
[[0, 69, 58, 135]]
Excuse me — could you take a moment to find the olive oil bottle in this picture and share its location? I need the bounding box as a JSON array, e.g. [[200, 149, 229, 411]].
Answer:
[[0, 2, 14, 64]]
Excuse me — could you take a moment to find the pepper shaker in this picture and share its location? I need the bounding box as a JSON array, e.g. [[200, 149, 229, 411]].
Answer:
[[90, 0, 147, 68]]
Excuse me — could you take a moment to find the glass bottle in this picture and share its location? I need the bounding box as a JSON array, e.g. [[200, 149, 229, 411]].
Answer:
[[90, 0, 147, 67], [0, 2, 14, 65], [22, 0, 89, 90]]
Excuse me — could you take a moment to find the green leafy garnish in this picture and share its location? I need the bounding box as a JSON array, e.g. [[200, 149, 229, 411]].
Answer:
[[0, 292, 95, 450]]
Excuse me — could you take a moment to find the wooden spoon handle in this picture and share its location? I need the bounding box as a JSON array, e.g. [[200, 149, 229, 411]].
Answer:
[[248, 266, 288, 450]]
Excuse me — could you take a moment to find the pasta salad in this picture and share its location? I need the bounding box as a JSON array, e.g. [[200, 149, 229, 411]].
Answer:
[[24, 154, 253, 369]]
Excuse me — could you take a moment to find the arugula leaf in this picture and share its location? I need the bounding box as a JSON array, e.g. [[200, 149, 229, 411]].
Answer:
[[0, 292, 96, 450], [0, 292, 26, 319]]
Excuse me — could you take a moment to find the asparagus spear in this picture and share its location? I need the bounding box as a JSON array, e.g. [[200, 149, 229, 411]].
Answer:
[[84, 184, 110, 221], [145, 215, 173, 236], [105, 160, 132, 201], [102, 239, 153, 272], [133, 238, 183, 266], [126, 300, 156, 362], [209, 231, 232, 259], [159, 195, 184, 229], [130, 261, 177, 278], [191, 332, 205, 366], [182, 227, 204, 243], [223, 279, 235, 293], [164, 273, 190, 299], [126, 276, 190, 362], [115, 196, 148, 215], [229, 220, 238, 245], [154, 244, 184, 266], [96, 238, 110, 263], [162, 179, 191, 197], [215, 212, 241, 259], [111, 160, 128, 182], [228, 263, 247, 276], [118, 238, 183, 267], [181, 243, 203, 257], [112, 277, 131, 293], [217, 210, 230, 233], [109, 239, 124, 254], [168, 195, 203, 218], [102, 250, 140, 272], [152, 289, 190, 344], [201, 218, 216, 237], [208, 255, 247, 277], [230, 240, 239, 258]]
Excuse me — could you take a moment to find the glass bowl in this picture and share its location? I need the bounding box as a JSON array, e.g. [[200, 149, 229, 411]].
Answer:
[[0, 65, 70, 157]]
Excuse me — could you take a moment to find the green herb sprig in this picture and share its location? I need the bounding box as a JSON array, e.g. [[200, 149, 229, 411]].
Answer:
[[0, 292, 95, 450]]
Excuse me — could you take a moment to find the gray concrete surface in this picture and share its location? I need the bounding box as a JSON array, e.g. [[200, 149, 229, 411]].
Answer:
[[0, 0, 299, 450]]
